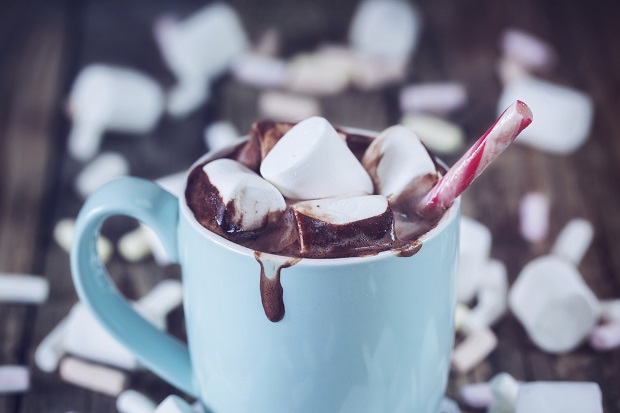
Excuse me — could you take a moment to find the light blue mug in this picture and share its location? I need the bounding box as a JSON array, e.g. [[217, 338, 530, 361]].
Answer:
[[71, 145, 460, 413]]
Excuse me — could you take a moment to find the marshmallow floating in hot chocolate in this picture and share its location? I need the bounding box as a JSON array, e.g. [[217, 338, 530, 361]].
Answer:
[[292, 195, 394, 256], [203, 159, 286, 232], [362, 125, 438, 200], [260, 117, 373, 200]]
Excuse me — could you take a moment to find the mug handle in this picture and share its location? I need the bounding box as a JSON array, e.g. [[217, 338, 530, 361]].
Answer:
[[70, 177, 197, 397]]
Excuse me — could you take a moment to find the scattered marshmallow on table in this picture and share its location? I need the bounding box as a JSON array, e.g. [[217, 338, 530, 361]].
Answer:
[[362, 125, 437, 199], [399, 82, 467, 115], [451, 327, 498, 374], [551, 218, 594, 266], [258, 91, 321, 121], [401, 113, 465, 155], [74, 152, 130, 199], [154, 3, 248, 117], [489, 372, 520, 413], [118, 227, 152, 263], [519, 192, 550, 243], [285, 53, 351, 96], [54, 218, 113, 263], [204, 121, 241, 152], [498, 77, 593, 154], [117, 389, 157, 413], [0, 365, 30, 394], [261, 116, 373, 200], [350, 53, 407, 90], [457, 217, 492, 303], [0, 273, 49, 304], [589, 321, 620, 351], [349, 0, 421, 63], [67, 64, 164, 161], [515, 382, 602, 413], [59, 357, 127, 396], [500, 29, 556, 72], [461, 259, 508, 334], [460, 382, 495, 409], [154, 395, 195, 413], [439, 397, 461, 413], [203, 159, 286, 231], [231, 53, 288, 89], [600, 299, 620, 322], [454, 303, 470, 332]]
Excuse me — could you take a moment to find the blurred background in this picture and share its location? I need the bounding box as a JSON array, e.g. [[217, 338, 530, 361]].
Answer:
[[1, 0, 619, 412]]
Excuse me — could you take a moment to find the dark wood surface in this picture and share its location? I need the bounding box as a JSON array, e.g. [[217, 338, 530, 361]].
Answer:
[[1, 0, 619, 412]]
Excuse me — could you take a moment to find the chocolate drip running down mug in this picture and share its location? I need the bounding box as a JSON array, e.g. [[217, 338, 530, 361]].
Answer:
[[71, 131, 460, 413]]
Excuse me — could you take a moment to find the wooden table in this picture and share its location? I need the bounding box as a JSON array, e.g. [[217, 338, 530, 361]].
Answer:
[[1, 0, 619, 411]]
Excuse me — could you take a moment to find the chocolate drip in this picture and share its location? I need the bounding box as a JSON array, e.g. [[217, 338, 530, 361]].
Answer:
[[255, 252, 301, 322], [392, 240, 422, 257]]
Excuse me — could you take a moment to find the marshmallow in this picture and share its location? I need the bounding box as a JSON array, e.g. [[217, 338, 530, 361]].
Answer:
[[460, 383, 495, 409], [489, 373, 520, 413], [462, 260, 508, 333], [67, 65, 164, 161], [515, 382, 602, 413], [351, 54, 406, 90], [551, 218, 593, 266], [349, 0, 421, 63], [204, 121, 241, 152], [589, 322, 620, 351], [0, 366, 29, 394], [457, 217, 492, 303], [117, 390, 157, 413], [59, 357, 127, 396], [440, 397, 461, 413], [74, 152, 130, 199], [35, 318, 69, 373], [362, 125, 437, 199], [509, 255, 600, 353], [154, 395, 194, 413], [234, 121, 295, 171], [498, 77, 593, 154], [401, 114, 465, 155], [496, 57, 530, 86], [399, 83, 467, 115], [500, 29, 556, 72], [454, 303, 470, 332], [133, 279, 184, 330], [519, 192, 550, 243], [54, 218, 113, 263], [292, 195, 394, 256], [600, 299, 620, 322], [232, 53, 287, 89], [119, 227, 152, 262], [451, 327, 497, 373], [258, 92, 321, 121], [285, 53, 351, 95], [203, 159, 286, 232], [154, 4, 248, 116], [261, 117, 373, 199], [156, 172, 186, 197], [0, 273, 49, 304], [192, 401, 205, 413]]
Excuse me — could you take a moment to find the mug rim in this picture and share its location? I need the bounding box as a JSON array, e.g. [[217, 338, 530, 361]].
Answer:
[[178, 126, 460, 266]]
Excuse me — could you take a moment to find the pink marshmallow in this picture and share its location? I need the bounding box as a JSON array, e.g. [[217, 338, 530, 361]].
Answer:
[[0, 365, 30, 394], [519, 192, 550, 243], [460, 382, 495, 409], [589, 322, 620, 351], [399, 82, 467, 114], [500, 29, 556, 71]]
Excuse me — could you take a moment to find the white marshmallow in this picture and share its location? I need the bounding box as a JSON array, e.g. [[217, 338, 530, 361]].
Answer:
[[509, 255, 600, 353], [496, 57, 530, 86], [399, 82, 467, 114], [462, 260, 508, 333], [0, 366, 30, 394], [258, 91, 321, 121], [351, 54, 406, 90], [154, 4, 248, 116], [285, 53, 351, 95], [519, 192, 550, 243], [551, 218, 593, 266], [498, 77, 593, 154], [74, 152, 130, 199], [452, 327, 497, 373], [117, 390, 157, 413], [156, 172, 186, 198], [293, 195, 389, 225], [454, 303, 470, 332], [232, 53, 287, 89], [54, 218, 113, 263], [261, 117, 373, 200], [457, 217, 492, 303], [440, 397, 461, 413], [59, 357, 127, 396], [362, 125, 436, 198], [401, 113, 465, 155], [589, 322, 620, 351], [204, 121, 241, 152], [489, 373, 520, 413], [203, 159, 286, 231], [133, 279, 184, 330], [515, 382, 602, 413], [154, 395, 195, 413], [600, 299, 620, 322], [460, 383, 495, 409], [500, 29, 556, 72], [0, 273, 49, 304], [349, 0, 421, 63], [67, 65, 164, 161], [119, 227, 152, 262], [35, 318, 68, 373]]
